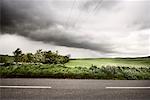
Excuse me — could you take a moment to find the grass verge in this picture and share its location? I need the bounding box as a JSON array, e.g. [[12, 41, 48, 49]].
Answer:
[[0, 64, 150, 80]]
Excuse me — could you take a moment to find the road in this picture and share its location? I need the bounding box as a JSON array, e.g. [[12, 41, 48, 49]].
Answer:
[[0, 79, 150, 100]]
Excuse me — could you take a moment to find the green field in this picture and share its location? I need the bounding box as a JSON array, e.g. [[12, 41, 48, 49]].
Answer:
[[66, 58, 150, 68]]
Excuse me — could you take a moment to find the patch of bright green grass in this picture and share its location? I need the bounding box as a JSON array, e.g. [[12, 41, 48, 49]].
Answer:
[[65, 58, 150, 68]]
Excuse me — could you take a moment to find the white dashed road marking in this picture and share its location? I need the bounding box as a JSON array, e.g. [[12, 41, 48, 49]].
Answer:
[[105, 87, 150, 89], [0, 86, 52, 89]]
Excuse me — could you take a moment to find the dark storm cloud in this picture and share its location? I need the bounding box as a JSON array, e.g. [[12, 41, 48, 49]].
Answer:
[[1, 0, 56, 34], [28, 27, 113, 53], [0, 0, 114, 53]]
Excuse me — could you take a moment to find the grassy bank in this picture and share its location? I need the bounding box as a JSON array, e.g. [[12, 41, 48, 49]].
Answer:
[[0, 64, 150, 79]]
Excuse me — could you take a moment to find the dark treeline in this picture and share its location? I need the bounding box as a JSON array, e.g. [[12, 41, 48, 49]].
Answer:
[[0, 48, 70, 65]]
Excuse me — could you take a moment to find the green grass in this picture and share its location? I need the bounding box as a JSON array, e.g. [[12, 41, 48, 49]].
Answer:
[[65, 58, 150, 68], [0, 57, 150, 79], [0, 64, 150, 79]]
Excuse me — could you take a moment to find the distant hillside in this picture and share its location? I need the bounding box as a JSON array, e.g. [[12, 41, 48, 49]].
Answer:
[[140, 56, 150, 58], [70, 56, 150, 60]]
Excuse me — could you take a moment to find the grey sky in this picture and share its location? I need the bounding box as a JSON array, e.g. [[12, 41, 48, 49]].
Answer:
[[0, 0, 150, 58]]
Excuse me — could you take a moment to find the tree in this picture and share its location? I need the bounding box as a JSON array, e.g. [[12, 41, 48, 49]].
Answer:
[[26, 53, 34, 62], [11, 48, 70, 64], [44, 50, 70, 64], [34, 49, 45, 63], [13, 48, 22, 64], [44, 50, 53, 64], [20, 54, 28, 63]]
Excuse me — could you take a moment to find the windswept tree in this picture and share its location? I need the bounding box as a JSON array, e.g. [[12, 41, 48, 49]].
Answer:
[[44, 50, 54, 64], [12, 48, 70, 64], [13, 48, 22, 64], [34, 49, 45, 63], [44, 50, 70, 64], [26, 53, 34, 62], [20, 54, 28, 63]]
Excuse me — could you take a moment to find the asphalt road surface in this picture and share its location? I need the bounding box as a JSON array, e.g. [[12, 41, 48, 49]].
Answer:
[[0, 79, 150, 100]]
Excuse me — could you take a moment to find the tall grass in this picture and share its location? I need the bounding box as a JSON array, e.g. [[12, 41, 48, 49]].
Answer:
[[0, 64, 150, 79]]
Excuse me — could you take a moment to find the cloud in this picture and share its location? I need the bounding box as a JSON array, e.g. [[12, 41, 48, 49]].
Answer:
[[80, 0, 120, 12], [0, 0, 114, 53], [0, 34, 107, 58], [110, 29, 150, 56], [1, 0, 57, 33]]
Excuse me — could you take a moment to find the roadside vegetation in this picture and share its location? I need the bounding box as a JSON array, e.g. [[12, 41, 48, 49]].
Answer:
[[0, 48, 150, 79], [0, 64, 150, 79]]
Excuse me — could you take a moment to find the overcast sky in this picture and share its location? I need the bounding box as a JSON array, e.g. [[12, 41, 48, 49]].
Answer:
[[0, 0, 150, 58]]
